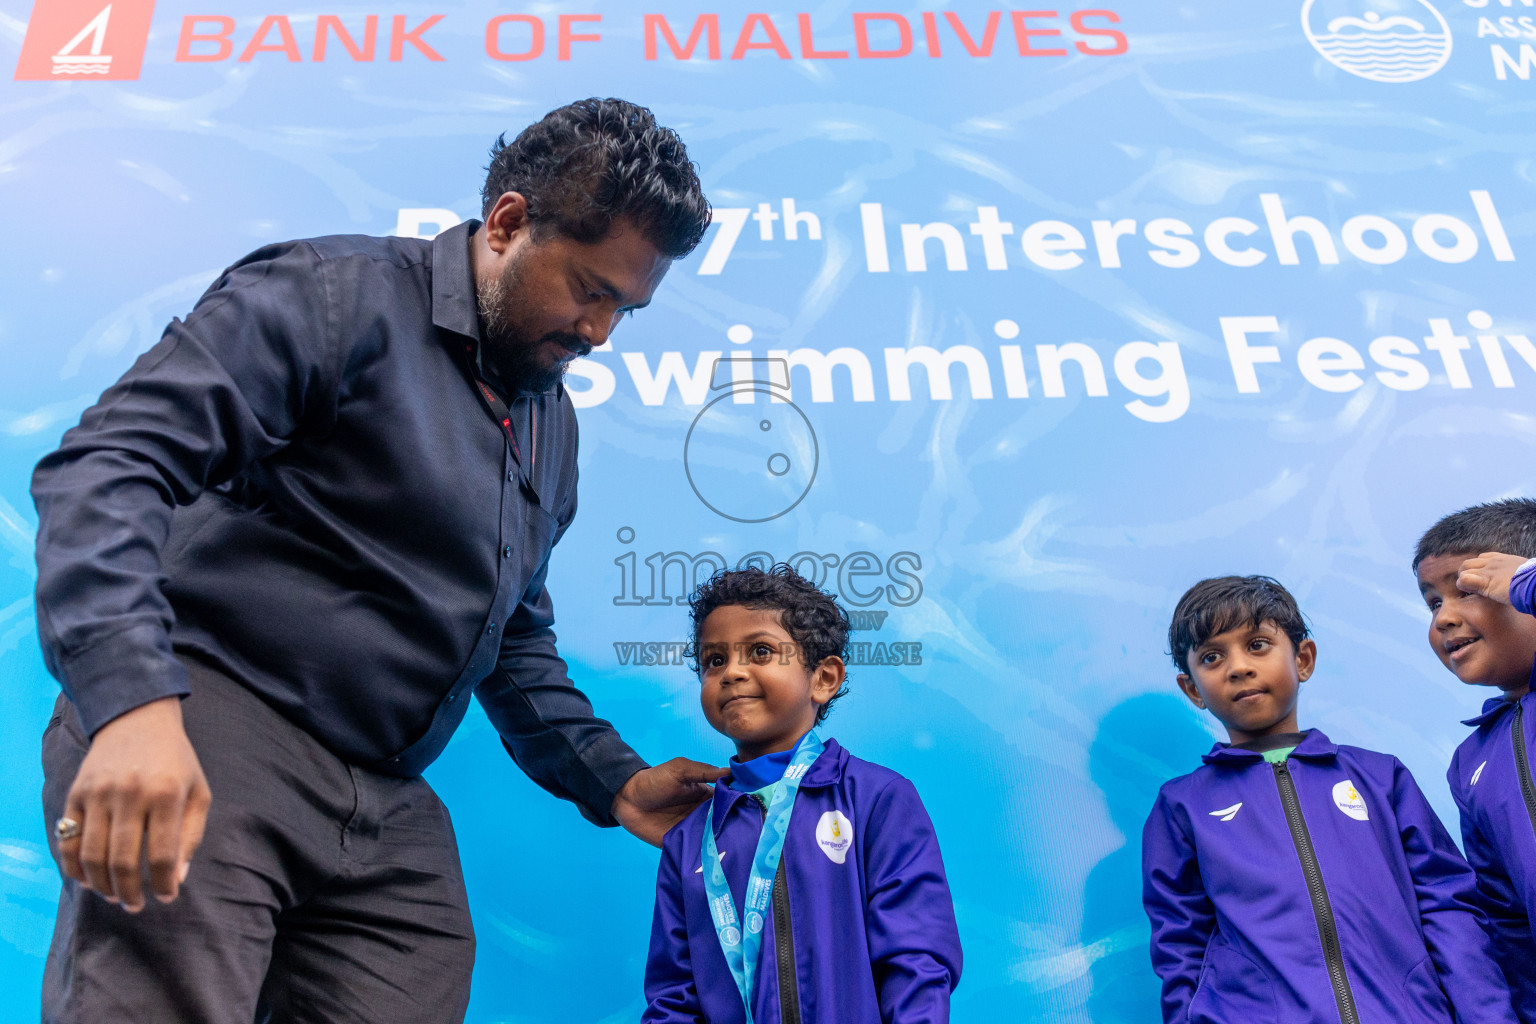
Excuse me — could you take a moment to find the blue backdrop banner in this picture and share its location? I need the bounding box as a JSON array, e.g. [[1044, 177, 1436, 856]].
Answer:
[[3, 0, 1534, 1019]]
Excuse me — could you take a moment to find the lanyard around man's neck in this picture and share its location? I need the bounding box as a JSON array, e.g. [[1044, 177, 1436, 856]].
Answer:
[[461, 342, 538, 500]]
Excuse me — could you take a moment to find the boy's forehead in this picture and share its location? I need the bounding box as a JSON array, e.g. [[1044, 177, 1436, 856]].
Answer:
[[1198, 618, 1284, 646], [1416, 551, 1473, 590], [699, 603, 788, 640]]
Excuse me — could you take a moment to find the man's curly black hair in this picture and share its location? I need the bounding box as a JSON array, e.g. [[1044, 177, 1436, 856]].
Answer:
[[685, 564, 852, 724], [480, 97, 710, 260]]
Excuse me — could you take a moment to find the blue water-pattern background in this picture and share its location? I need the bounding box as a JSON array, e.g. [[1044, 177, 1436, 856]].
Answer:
[[2, 0, 1534, 1019]]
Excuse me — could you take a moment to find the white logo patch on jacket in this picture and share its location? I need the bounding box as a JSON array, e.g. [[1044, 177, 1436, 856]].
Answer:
[[1209, 803, 1243, 822], [1471, 761, 1487, 787], [816, 810, 854, 864], [1332, 779, 1369, 821]]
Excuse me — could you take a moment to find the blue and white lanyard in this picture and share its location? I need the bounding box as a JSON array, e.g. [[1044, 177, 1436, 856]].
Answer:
[[701, 731, 824, 1024]]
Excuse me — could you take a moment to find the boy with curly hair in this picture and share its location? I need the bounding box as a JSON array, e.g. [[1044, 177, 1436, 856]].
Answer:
[[643, 564, 962, 1024]]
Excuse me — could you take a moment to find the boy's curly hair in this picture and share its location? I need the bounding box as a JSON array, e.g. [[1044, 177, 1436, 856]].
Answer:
[[685, 564, 851, 724]]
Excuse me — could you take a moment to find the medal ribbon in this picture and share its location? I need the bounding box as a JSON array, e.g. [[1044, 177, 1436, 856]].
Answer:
[[701, 731, 825, 1024]]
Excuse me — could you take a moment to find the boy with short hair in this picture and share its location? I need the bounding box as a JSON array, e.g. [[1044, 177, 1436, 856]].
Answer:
[[643, 565, 962, 1024], [1143, 575, 1513, 1024], [1415, 498, 1536, 1022]]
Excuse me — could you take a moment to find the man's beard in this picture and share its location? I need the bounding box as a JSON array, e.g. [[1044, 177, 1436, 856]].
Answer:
[[476, 252, 591, 394]]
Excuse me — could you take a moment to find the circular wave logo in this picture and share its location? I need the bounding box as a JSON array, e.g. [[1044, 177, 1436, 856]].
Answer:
[[1302, 0, 1451, 83], [684, 357, 819, 524]]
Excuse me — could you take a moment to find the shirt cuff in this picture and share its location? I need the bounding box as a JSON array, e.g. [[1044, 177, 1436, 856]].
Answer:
[[575, 732, 650, 828], [55, 624, 191, 737], [1511, 557, 1536, 617]]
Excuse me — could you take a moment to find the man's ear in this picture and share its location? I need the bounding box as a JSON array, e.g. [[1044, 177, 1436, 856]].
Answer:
[[483, 191, 532, 254], [811, 657, 847, 707], [1175, 673, 1206, 710]]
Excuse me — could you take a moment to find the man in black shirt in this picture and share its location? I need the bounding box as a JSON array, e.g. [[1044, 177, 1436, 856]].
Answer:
[[31, 98, 720, 1023]]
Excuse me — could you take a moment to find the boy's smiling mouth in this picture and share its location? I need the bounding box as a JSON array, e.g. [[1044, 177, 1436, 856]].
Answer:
[[1231, 688, 1268, 703], [1445, 635, 1481, 661]]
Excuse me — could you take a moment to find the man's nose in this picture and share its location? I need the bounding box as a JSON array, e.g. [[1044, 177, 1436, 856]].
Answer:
[[578, 307, 624, 350]]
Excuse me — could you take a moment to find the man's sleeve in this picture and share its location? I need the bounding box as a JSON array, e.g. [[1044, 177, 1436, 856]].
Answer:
[[862, 778, 962, 1024], [475, 453, 648, 827], [31, 242, 339, 737], [642, 826, 704, 1023], [1394, 758, 1518, 1024], [1141, 788, 1214, 1024]]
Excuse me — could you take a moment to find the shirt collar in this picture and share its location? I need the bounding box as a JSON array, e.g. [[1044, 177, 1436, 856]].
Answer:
[[430, 219, 482, 342], [1201, 727, 1337, 765], [727, 746, 796, 793], [709, 737, 846, 832]]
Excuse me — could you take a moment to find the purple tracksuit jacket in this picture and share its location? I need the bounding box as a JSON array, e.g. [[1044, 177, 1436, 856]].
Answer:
[[1449, 684, 1536, 1023], [1143, 729, 1514, 1024], [643, 738, 962, 1024]]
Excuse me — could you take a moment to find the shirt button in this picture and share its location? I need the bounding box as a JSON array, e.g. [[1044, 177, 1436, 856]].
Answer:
[[446, 693, 456, 704], [487, 625, 496, 635], [507, 471, 515, 482], [503, 545, 513, 558]]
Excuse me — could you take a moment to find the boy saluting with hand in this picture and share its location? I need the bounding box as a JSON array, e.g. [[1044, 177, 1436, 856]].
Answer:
[[1416, 499, 1536, 1022]]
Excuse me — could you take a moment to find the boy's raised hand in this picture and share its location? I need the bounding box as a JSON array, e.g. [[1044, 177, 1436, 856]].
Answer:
[[1456, 551, 1530, 605]]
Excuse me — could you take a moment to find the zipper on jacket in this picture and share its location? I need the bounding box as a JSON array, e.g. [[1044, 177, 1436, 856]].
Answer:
[[772, 856, 801, 1024], [1514, 704, 1536, 840], [1272, 761, 1360, 1024], [750, 793, 803, 1024]]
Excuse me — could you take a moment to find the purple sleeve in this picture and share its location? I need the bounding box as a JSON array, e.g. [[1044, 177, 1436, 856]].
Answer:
[[1394, 758, 1518, 1024], [642, 827, 704, 1024], [1142, 788, 1213, 1024], [863, 778, 963, 1024], [1509, 559, 1536, 617]]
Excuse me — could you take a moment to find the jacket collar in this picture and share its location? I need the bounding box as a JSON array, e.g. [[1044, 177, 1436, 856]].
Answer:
[[1201, 727, 1337, 766], [709, 738, 848, 834], [1462, 688, 1534, 727], [430, 219, 483, 342]]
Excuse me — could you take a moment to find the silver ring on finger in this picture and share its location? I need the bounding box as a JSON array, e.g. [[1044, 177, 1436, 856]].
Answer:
[[54, 816, 81, 841]]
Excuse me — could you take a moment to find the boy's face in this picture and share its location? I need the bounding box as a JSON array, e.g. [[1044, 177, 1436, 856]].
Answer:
[[1417, 551, 1536, 698], [1177, 621, 1316, 744], [696, 604, 844, 761]]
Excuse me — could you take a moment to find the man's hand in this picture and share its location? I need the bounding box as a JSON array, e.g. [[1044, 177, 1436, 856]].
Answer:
[[57, 697, 211, 912], [1457, 552, 1530, 606], [612, 758, 728, 847]]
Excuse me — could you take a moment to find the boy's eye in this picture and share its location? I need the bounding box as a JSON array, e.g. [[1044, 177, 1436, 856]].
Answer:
[[1249, 637, 1271, 652], [752, 643, 774, 660], [1199, 651, 1220, 666]]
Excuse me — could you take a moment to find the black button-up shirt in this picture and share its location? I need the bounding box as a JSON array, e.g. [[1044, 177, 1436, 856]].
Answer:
[[31, 221, 646, 825]]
